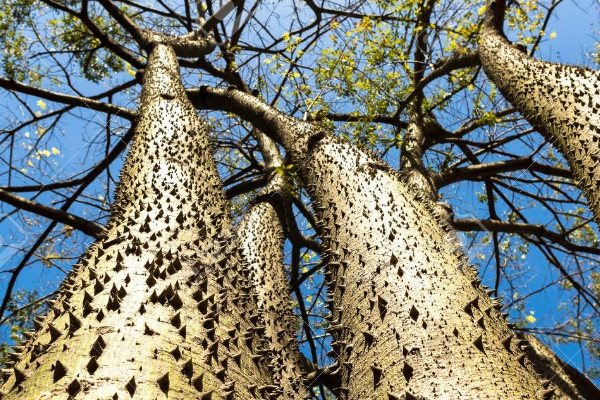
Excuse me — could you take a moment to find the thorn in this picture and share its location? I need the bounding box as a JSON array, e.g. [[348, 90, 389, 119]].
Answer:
[[51, 360, 67, 383], [94, 279, 104, 294], [68, 312, 82, 332], [402, 362, 413, 382], [362, 330, 374, 346], [49, 323, 62, 342], [501, 335, 512, 352], [371, 365, 382, 387], [126, 376, 137, 396], [146, 274, 157, 288], [171, 312, 181, 328], [144, 324, 156, 336], [90, 336, 106, 357], [170, 346, 182, 361], [199, 391, 213, 400], [192, 373, 204, 391], [13, 367, 26, 384], [409, 305, 419, 321], [170, 293, 183, 310], [157, 372, 169, 394], [87, 357, 99, 374], [67, 378, 81, 396], [473, 335, 485, 353], [182, 359, 193, 379]]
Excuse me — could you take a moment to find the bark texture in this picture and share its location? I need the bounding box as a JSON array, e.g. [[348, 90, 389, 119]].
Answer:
[[480, 0, 600, 225], [399, 113, 437, 201], [301, 135, 548, 399], [0, 44, 274, 399], [519, 334, 600, 400], [188, 88, 553, 399], [237, 133, 309, 400]]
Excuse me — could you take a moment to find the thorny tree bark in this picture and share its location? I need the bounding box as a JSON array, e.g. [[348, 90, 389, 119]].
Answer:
[[0, 0, 598, 398], [237, 132, 310, 399], [401, 113, 596, 400], [0, 44, 277, 399], [480, 0, 600, 226], [518, 333, 600, 400], [191, 87, 556, 399]]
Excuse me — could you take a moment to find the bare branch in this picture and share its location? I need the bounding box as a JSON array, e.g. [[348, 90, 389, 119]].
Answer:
[[434, 156, 572, 187], [0, 77, 137, 120], [451, 218, 600, 256], [0, 189, 104, 238]]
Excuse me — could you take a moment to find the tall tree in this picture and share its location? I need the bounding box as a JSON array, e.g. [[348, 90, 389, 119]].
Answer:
[[0, 43, 277, 399], [237, 131, 310, 399], [1, 0, 599, 399], [480, 0, 600, 225], [192, 86, 557, 398]]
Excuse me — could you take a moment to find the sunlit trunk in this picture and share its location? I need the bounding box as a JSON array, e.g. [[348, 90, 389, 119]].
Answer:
[[237, 133, 309, 399], [0, 44, 274, 399], [480, 0, 600, 226], [191, 88, 556, 399]]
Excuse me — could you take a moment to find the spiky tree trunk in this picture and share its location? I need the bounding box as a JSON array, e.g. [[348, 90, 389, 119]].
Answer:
[[190, 88, 551, 399], [519, 334, 600, 400], [0, 44, 275, 399], [237, 133, 309, 399], [479, 0, 600, 225], [300, 136, 550, 399], [400, 114, 591, 399]]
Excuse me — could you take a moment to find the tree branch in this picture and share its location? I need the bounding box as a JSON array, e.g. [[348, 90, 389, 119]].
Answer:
[[0, 77, 137, 120], [0, 189, 104, 238], [433, 156, 572, 187], [97, 0, 215, 57], [451, 218, 600, 256]]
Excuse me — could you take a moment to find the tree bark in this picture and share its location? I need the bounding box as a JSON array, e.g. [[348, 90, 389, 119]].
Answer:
[[518, 333, 600, 400], [189, 87, 551, 399], [479, 0, 600, 225], [302, 135, 548, 399], [0, 44, 275, 399], [237, 133, 309, 399]]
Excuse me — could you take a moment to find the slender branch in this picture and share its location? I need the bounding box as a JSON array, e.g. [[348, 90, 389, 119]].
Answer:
[[0, 189, 104, 238], [433, 156, 572, 187], [96, 0, 147, 47], [0, 77, 137, 120], [224, 175, 266, 198], [40, 0, 145, 69], [451, 218, 600, 256]]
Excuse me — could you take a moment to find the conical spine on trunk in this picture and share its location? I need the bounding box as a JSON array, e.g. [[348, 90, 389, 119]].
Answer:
[[480, 0, 600, 225], [0, 44, 273, 399]]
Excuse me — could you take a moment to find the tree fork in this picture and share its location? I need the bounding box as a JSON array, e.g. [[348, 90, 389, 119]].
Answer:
[[0, 44, 275, 399]]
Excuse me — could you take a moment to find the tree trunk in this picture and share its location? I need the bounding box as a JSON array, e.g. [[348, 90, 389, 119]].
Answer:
[[519, 333, 600, 400], [479, 0, 600, 225], [0, 44, 275, 399], [190, 88, 551, 399], [301, 135, 549, 399], [237, 133, 309, 399]]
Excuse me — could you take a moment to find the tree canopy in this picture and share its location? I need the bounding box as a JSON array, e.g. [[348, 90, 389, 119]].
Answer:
[[1, 0, 600, 396]]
